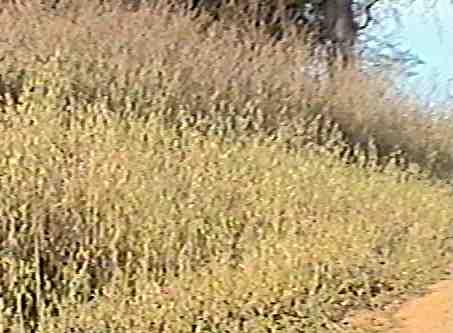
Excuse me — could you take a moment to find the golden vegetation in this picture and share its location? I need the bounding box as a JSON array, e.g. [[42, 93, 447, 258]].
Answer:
[[0, 1, 452, 332]]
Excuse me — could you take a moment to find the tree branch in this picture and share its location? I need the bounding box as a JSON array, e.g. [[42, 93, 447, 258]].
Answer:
[[357, 0, 380, 30]]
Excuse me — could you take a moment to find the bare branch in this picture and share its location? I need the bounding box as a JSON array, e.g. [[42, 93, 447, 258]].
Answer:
[[357, 0, 380, 30]]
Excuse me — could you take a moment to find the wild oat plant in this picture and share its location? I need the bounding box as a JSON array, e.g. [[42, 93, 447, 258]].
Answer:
[[0, 1, 452, 332]]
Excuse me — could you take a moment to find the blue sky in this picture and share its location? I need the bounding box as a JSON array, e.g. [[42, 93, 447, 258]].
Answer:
[[387, 0, 453, 106]]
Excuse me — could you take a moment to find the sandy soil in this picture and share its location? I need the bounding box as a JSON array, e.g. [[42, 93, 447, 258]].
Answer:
[[345, 273, 453, 333], [391, 279, 453, 333]]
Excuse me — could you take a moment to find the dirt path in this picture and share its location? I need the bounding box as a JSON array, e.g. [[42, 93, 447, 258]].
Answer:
[[390, 279, 453, 333], [345, 273, 453, 333]]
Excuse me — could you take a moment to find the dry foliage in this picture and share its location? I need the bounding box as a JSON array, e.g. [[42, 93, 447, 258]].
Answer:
[[0, 1, 452, 332]]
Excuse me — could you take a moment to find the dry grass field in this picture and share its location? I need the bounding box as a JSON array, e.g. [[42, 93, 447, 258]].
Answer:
[[0, 1, 452, 332]]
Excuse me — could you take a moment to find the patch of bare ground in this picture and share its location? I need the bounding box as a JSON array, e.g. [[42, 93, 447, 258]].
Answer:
[[344, 271, 453, 333]]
